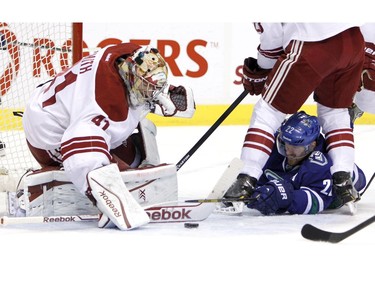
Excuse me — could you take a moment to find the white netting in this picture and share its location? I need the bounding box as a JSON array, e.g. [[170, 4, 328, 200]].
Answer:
[[0, 22, 74, 191]]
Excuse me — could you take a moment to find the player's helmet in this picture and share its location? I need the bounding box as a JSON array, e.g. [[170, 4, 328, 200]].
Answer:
[[119, 46, 168, 106], [276, 111, 321, 159]]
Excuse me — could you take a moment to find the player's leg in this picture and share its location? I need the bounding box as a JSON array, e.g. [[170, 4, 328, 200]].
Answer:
[[316, 27, 365, 206], [225, 40, 321, 202]]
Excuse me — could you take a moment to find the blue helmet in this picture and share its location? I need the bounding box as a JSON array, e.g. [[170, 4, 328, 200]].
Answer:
[[277, 111, 321, 158]]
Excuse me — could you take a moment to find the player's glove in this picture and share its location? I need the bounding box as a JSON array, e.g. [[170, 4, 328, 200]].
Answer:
[[247, 179, 293, 215], [361, 42, 375, 91], [242, 57, 272, 95], [152, 85, 195, 118]]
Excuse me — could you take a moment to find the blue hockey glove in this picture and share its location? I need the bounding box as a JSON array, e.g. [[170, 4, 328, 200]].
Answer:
[[247, 179, 294, 215]]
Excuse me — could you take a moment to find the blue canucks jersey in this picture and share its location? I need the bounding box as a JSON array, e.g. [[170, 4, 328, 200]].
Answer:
[[257, 134, 366, 214]]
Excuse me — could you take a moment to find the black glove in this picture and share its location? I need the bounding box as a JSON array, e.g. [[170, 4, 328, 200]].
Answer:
[[242, 57, 271, 95]]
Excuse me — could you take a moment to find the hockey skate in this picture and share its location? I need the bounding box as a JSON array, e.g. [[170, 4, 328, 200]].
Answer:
[[215, 173, 257, 215], [349, 103, 364, 124], [224, 173, 257, 199], [332, 171, 360, 214]]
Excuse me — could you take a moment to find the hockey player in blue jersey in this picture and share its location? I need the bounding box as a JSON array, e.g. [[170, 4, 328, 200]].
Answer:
[[241, 111, 367, 215]]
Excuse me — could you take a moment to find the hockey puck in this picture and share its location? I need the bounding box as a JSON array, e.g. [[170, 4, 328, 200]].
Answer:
[[184, 222, 199, 229]]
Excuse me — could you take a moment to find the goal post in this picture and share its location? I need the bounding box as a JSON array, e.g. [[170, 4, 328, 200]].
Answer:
[[72, 23, 83, 64], [0, 22, 83, 191]]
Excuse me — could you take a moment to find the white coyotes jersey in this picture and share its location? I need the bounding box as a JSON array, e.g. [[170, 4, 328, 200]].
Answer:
[[254, 23, 362, 69], [23, 43, 147, 192]]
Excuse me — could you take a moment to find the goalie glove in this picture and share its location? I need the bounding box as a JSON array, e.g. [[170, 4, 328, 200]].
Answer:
[[361, 42, 375, 91], [152, 85, 195, 117], [242, 57, 272, 96], [247, 179, 293, 215]]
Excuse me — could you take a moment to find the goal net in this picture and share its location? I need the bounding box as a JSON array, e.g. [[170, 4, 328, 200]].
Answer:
[[0, 22, 82, 191]]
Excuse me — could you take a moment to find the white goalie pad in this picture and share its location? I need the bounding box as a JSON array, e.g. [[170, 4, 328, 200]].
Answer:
[[4, 163, 177, 220], [138, 118, 160, 167], [121, 164, 178, 206], [87, 164, 150, 230], [0, 158, 244, 225]]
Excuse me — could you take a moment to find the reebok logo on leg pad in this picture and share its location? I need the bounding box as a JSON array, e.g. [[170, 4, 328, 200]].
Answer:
[[88, 164, 150, 230], [98, 190, 121, 218]]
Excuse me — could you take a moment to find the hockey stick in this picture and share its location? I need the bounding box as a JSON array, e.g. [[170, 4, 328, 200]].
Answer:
[[0, 194, 258, 226], [1, 158, 244, 226], [176, 90, 248, 171], [0, 214, 99, 226], [184, 197, 256, 204], [301, 215, 375, 243], [301, 172, 375, 243], [358, 171, 375, 196], [0, 198, 224, 226], [0, 198, 252, 226]]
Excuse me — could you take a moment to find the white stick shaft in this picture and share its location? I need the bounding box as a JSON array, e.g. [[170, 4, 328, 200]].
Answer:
[[0, 215, 99, 226]]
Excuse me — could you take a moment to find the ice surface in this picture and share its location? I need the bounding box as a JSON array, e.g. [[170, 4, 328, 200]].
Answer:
[[1, 125, 375, 281]]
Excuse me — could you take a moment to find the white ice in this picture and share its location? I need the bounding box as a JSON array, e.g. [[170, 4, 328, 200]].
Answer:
[[2, 124, 375, 281]]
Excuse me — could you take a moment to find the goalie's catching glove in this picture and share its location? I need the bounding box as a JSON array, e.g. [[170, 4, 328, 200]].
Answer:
[[247, 179, 293, 215], [152, 85, 195, 117], [242, 57, 272, 95]]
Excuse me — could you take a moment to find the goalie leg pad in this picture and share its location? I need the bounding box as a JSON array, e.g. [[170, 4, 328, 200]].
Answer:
[[87, 164, 150, 230], [121, 164, 177, 207], [137, 118, 160, 167], [8, 164, 177, 220], [19, 167, 98, 217], [110, 118, 160, 169]]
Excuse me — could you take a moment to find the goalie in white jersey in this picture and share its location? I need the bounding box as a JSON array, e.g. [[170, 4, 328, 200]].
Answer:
[[22, 43, 195, 230], [224, 23, 365, 211]]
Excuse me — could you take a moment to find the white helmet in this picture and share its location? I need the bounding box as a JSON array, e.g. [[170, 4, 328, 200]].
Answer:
[[119, 46, 168, 106]]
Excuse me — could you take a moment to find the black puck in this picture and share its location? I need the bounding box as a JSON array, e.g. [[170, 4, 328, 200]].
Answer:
[[184, 222, 199, 228]]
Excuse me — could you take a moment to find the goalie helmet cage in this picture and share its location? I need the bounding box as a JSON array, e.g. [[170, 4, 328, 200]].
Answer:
[[0, 22, 83, 191]]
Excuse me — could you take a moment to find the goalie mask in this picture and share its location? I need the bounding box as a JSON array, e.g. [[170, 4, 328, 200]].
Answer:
[[276, 111, 321, 160], [119, 46, 168, 107]]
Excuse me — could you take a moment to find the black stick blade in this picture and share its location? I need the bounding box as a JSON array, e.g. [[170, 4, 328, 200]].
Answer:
[[301, 224, 337, 243], [301, 215, 375, 243]]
